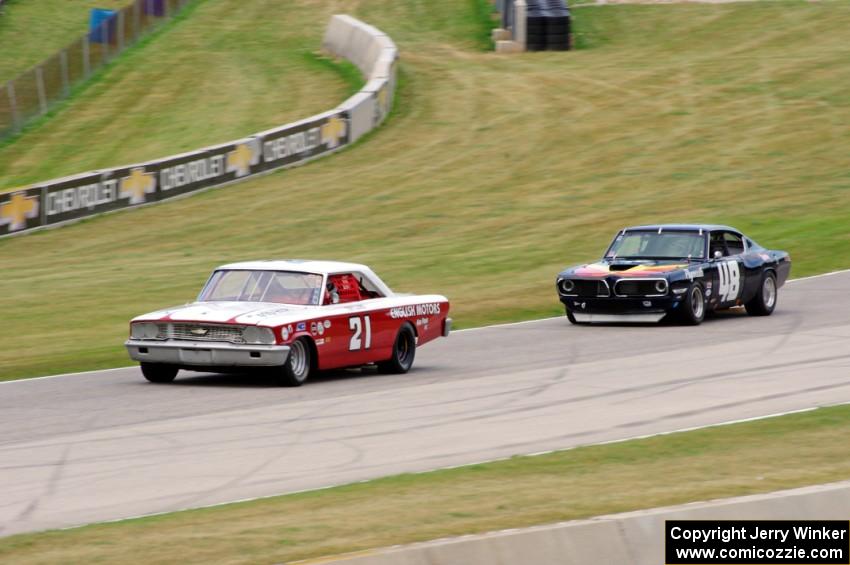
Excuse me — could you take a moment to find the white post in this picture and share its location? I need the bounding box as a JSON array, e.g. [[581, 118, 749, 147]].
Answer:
[[515, 0, 527, 51]]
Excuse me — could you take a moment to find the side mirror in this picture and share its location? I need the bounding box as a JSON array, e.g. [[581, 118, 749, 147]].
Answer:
[[713, 250, 723, 260]]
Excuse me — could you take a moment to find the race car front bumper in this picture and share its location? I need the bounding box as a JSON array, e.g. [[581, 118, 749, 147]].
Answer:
[[125, 339, 290, 367], [561, 295, 683, 323]]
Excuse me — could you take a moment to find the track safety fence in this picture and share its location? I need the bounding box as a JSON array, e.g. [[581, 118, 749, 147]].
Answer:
[[0, 0, 191, 140]]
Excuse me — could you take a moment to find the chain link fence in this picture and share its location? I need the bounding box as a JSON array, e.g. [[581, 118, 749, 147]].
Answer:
[[0, 0, 189, 139]]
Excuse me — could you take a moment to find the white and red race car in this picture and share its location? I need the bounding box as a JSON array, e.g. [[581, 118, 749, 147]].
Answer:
[[125, 260, 451, 386]]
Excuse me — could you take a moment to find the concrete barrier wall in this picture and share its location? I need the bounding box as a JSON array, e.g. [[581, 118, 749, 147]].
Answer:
[[317, 480, 850, 565], [0, 15, 397, 238]]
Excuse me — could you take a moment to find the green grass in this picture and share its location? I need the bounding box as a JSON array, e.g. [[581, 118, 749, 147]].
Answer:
[[0, 0, 127, 81], [2, 404, 850, 564], [2, 0, 850, 379], [0, 0, 356, 189]]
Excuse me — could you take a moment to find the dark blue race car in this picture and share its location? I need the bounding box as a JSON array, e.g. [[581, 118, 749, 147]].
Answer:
[[555, 224, 791, 325]]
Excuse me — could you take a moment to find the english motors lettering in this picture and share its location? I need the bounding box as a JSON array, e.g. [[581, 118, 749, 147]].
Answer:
[[389, 303, 442, 319]]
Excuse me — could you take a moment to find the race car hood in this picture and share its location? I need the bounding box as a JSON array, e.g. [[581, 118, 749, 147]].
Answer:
[[559, 260, 688, 279], [131, 301, 310, 325]]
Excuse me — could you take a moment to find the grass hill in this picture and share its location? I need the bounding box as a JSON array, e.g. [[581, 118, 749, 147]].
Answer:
[[2, 0, 850, 379], [0, 0, 126, 81], [0, 0, 358, 189]]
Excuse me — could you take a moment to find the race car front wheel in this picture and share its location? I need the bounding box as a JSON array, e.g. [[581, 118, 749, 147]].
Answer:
[[680, 283, 706, 325], [275, 337, 312, 386], [141, 363, 178, 383], [745, 271, 777, 316], [378, 324, 416, 374]]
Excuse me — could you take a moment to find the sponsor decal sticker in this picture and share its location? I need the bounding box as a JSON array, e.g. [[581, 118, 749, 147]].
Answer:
[[389, 303, 442, 319], [296, 322, 306, 331], [323, 320, 331, 329], [317, 323, 324, 336], [282, 327, 289, 340], [310, 322, 318, 335]]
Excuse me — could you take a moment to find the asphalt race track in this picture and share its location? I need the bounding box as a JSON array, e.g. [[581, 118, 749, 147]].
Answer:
[[2, 271, 850, 536]]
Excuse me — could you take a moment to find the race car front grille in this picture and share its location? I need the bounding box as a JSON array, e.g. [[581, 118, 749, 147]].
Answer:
[[561, 279, 610, 298], [156, 323, 246, 344], [613, 278, 668, 298]]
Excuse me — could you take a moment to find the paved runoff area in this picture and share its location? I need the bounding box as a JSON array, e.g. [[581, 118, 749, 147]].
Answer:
[[2, 271, 850, 536]]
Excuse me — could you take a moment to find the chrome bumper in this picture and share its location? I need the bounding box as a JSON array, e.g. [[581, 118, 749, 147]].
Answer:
[[443, 317, 453, 337], [572, 313, 665, 324], [125, 339, 290, 367]]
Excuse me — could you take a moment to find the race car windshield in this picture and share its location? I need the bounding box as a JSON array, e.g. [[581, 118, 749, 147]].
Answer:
[[198, 270, 324, 305], [606, 231, 706, 260]]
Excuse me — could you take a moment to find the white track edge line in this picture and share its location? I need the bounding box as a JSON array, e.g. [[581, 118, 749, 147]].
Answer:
[[50, 400, 848, 534], [3, 267, 849, 384]]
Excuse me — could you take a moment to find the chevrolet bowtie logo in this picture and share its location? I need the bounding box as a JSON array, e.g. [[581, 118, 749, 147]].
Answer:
[[226, 140, 259, 178], [190, 328, 208, 336], [377, 85, 389, 113], [0, 191, 40, 232], [120, 168, 156, 205], [321, 115, 347, 149]]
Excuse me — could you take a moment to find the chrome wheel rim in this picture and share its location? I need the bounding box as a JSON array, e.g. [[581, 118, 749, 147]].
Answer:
[[691, 286, 704, 319], [763, 276, 776, 309], [289, 340, 308, 380]]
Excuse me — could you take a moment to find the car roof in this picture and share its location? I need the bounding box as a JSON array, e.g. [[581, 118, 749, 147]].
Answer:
[[215, 259, 373, 275], [621, 224, 740, 234]]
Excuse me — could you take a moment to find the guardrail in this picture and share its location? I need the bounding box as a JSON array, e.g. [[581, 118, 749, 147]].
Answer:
[[0, 15, 397, 238], [316, 480, 850, 565]]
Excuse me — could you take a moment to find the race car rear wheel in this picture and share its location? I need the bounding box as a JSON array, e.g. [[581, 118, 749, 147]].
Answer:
[[275, 337, 312, 387], [680, 283, 706, 325], [745, 271, 777, 316], [140, 363, 178, 383], [378, 324, 416, 374]]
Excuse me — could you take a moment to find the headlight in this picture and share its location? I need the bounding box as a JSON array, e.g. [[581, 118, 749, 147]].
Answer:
[[131, 322, 159, 339], [559, 279, 575, 294], [243, 326, 275, 345], [654, 280, 668, 294]]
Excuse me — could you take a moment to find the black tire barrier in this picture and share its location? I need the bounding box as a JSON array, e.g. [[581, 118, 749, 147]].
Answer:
[[525, 0, 571, 52]]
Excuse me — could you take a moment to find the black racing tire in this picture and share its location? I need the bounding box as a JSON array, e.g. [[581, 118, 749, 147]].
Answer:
[[745, 271, 778, 316], [378, 324, 416, 374], [140, 363, 178, 383], [275, 337, 312, 386], [679, 283, 706, 325]]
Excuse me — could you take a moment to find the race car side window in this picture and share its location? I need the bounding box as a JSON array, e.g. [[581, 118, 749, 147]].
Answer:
[[723, 232, 745, 256], [709, 232, 728, 258], [326, 274, 363, 304]]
